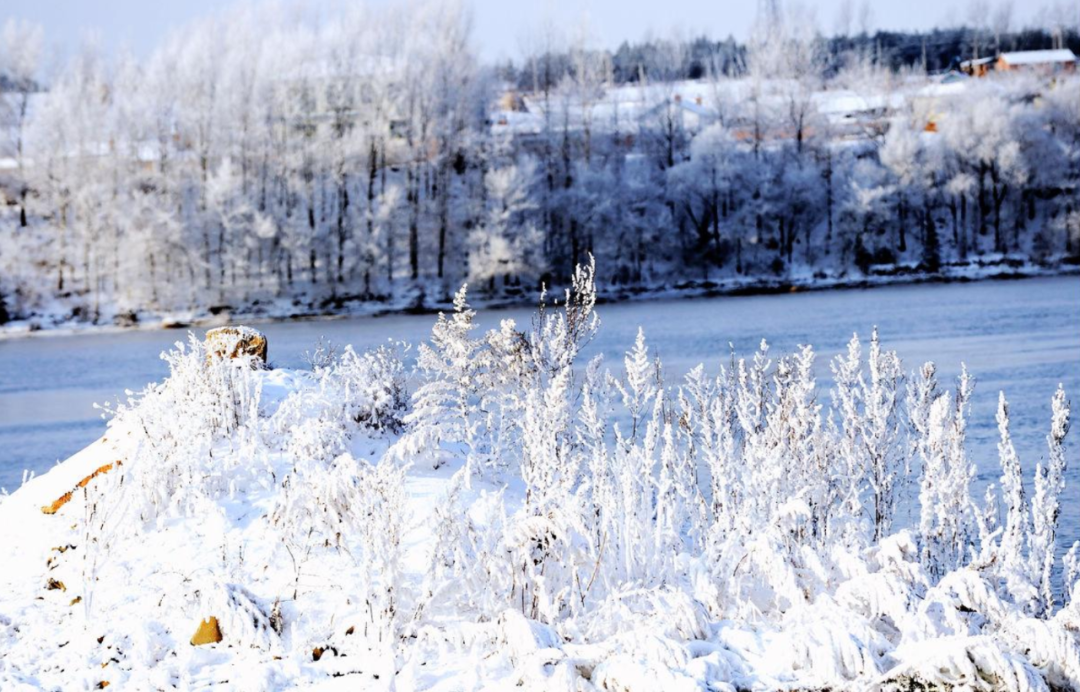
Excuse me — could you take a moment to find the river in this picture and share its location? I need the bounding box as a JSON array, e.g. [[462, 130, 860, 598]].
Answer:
[[1, 275, 1077, 545]]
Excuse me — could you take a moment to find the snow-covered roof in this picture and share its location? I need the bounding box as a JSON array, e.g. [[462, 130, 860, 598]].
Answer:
[[999, 49, 1077, 66]]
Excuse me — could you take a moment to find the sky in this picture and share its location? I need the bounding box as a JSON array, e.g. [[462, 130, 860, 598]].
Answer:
[[2, 0, 1051, 64]]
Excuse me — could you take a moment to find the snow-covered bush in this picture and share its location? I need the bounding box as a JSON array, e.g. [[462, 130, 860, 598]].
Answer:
[[336, 342, 409, 433], [97, 334, 269, 524], [274, 340, 408, 464], [1031, 386, 1072, 617], [395, 286, 484, 470], [832, 328, 905, 544], [270, 452, 409, 650], [397, 263, 1077, 689]]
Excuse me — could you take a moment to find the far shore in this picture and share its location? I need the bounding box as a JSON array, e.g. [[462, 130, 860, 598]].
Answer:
[[2, 260, 1077, 342]]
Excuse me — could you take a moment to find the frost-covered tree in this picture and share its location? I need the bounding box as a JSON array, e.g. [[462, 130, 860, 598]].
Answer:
[[1, 4, 1079, 327], [996, 392, 1029, 581], [832, 329, 904, 544], [397, 285, 481, 469], [1030, 385, 1071, 616], [0, 18, 43, 228], [913, 365, 978, 579], [469, 160, 544, 291]]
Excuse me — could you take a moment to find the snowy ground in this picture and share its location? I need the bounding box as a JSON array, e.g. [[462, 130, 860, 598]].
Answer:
[[1, 273, 1079, 690]]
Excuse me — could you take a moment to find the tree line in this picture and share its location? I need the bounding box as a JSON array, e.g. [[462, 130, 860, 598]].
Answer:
[[0, 3, 1078, 325]]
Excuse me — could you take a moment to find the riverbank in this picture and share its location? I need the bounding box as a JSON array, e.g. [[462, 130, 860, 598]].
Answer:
[[2, 256, 1076, 341]]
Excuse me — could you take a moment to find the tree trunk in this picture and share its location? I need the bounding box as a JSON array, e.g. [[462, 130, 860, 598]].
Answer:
[[408, 166, 419, 281], [437, 163, 449, 280], [337, 175, 349, 285]]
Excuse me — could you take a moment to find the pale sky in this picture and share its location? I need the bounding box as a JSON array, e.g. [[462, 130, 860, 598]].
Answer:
[[2, 0, 1050, 64]]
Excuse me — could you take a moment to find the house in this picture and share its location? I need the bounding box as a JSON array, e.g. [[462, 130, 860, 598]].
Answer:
[[670, 94, 718, 133], [959, 57, 994, 77], [996, 49, 1077, 75]]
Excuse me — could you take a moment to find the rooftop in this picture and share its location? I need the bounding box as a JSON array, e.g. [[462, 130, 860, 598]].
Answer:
[[998, 49, 1078, 65]]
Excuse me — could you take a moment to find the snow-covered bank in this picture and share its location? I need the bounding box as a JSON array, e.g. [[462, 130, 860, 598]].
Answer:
[[2, 258, 1076, 341], [1, 267, 1078, 691]]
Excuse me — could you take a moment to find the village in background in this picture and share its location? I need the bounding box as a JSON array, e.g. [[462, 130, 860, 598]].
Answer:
[[0, 0, 1078, 331]]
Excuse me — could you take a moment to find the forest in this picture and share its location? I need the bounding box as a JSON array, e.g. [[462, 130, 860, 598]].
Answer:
[[0, 2, 1078, 327]]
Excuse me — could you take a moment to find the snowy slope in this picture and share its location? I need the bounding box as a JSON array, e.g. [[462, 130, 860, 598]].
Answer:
[[0, 365, 486, 690], [1, 278, 1078, 691]]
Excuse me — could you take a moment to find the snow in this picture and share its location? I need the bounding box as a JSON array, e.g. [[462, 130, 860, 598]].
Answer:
[[1, 275, 1078, 690]]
